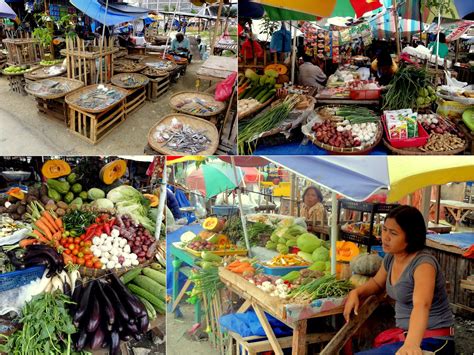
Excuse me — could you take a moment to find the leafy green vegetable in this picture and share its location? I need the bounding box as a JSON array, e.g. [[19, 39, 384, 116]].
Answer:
[[63, 209, 97, 235], [248, 222, 275, 247]]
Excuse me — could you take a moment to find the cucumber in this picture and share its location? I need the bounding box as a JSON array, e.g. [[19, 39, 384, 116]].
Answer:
[[128, 283, 165, 310], [143, 267, 166, 287], [132, 275, 166, 301], [136, 295, 157, 320], [254, 87, 269, 101], [243, 85, 260, 99], [150, 263, 163, 271], [120, 267, 143, 284], [260, 89, 276, 103], [238, 86, 251, 99]]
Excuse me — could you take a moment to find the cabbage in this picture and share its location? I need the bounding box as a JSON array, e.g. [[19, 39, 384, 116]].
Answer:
[[297, 251, 313, 263], [312, 246, 329, 262], [91, 198, 114, 209], [296, 233, 322, 253]]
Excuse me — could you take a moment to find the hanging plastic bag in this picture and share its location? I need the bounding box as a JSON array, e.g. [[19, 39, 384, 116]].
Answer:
[[215, 71, 237, 102]]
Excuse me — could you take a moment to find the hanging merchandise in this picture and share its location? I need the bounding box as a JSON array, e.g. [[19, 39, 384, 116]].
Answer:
[[270, 23, 292, 53], [332, 32, 340, 64]]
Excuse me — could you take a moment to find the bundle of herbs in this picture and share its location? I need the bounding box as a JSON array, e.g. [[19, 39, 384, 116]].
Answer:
[[382, 65, 428, 110], [248, 222, 275, 247]]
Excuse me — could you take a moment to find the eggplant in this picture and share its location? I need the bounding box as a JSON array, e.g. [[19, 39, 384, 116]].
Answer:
[[138, 314, 149, 334], [86, 297, 101, 333], [102, 282, 130, 323], [73, 280, 95, 327], [75, 330, 88, 351], [109, 331, 120, 355], [70, 282, 83, 313], [109, 273, 146, 318], [97, 280, 115, 328], [6, 251, 26, 269], [119, 332, 132, 342], [90, 325, 106, 350]]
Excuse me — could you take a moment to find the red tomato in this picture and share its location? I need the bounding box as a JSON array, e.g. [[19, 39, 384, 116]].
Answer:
[[74, 237, 81, 244], [84, 254, 93, 261], [64, 249, 71, 255], [82, 247, 91, 255], [93, 261, 102, 269], [67, 237, 74, 244], [79, 241, 84, 247], [80, 234, 86, 240], [77, 258, 85, 266], [72, 249, 79, 256], [68, 244, 75, 251], [84, 241, 92, 247], [91, 256, 99, 263], [77, 252, 84, 258], [85, 260, 94, 268]]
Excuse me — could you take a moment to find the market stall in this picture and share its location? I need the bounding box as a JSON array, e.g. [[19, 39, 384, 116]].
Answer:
[[0, 156, 166, 354]]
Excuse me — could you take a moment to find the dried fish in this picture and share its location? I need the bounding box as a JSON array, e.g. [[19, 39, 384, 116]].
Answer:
[[153, 119, 211, 153], [73, 86, 125, 110]]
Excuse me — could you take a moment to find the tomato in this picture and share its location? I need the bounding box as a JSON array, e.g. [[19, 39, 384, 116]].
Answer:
[[74, 237, 81, 244], [84, 241, 92, 247], [76, 258, 85, 266], [91, 256, 99, 263], [84, 254, 93, 261], [85, 260, 94, 268], [72, 249, 79, 256], [79, 241, 84, 247], [80, 234, 86, 240], [64, 249, 71, 255], [93, 261, 102, 269], [72, 256, 77, 264], [82, 247, 91, 255], [67, 237, 74, 244], [77, 252, 84, 258], [68, 244, 75, 251]]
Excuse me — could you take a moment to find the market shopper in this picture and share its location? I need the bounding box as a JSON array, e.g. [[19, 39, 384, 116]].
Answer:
[[344, 205, 454, 355], [297, 54, 327, 90], [428, 32, 449, 59], [371, 49, 398, 85], [300, 186, 326, 225]]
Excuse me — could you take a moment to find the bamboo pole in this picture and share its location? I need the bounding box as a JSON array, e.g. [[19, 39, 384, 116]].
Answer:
[[393, 0, 401, 57], [211, 0, 224, 54]]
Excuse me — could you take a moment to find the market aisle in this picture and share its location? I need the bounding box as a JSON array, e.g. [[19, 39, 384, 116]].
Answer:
[[0, 61, 203, 155]]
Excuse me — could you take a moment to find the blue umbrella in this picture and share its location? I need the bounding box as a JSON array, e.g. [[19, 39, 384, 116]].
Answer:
[[70, 0, 144, 26], [0, 0, 16, 19]]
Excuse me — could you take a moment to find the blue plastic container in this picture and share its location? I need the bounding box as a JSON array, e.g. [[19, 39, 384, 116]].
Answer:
[[211, 205, 240, 216], [371, 246, 385, 258], [0, 266, 46, 293], [257, 263, 308, 276]]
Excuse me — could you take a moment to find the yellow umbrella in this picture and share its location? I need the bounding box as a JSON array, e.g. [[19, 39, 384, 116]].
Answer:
[[166, 156, 207, 165], [387, 156, 474, 203]]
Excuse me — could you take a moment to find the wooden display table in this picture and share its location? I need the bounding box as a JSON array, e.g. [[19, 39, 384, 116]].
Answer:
[[125, 86, 146, 117], [4, 73, 27, 95], [315, 94, 379, 106], [432, 200, 474, 229], [2, 36, 43, 66], [146, 73, 170, 102], [219, 267, 384, 355], [196, 55, 237, 89]]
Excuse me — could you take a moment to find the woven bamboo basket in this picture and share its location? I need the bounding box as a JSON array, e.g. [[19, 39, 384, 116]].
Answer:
[[65, 84, 129, 113], [2, 66, 37, 76], [383, 138, 467, 155], [124, 54, 148, 62], [140, 66, 169, 78], [169, 91, 226, 118], [24, 65, 66, 80], [314, 105, 377, 121], [148, 113, 219, 155], [114, 60, 146, 73], [143, 59, 177, 72], [78, 258, 154, 278], [238, 96, 274, 121], [25, 77, 84, 99], [111, 73, 149, 89]]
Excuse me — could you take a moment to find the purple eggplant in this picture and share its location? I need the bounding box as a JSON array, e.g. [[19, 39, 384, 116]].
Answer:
[[109, 273, 146, 318], [97, 280, 115, 328], [73, 280, 95, 327], [138, 314, 149, 334], [102, 282, 130, 323], [109, 331, 120, 355], [90, 325, 106, 350], [75, 330, 88, 351], [86, 297, 100, 333]]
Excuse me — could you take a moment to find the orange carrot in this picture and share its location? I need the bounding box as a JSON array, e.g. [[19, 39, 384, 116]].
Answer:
[[54, 217, 63, 230], [52, 230, 62, 240], [19, 238, 37, 248], [39, 215, 57, 233], [35, 220, 53, 240], [32, 230, 50, 244], [63, 252, 74, 265], [42, 211, 58, 232]]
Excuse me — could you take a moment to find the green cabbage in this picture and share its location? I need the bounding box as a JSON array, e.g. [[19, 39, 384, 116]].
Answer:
[[312, 246, 329, 262], [91, 198, 114, 209], [309, 261, 326, 272], [296, 233, 322, 253]]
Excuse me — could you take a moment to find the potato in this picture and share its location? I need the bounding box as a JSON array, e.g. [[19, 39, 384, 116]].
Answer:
[[56, 208, 66, 216], [57, 201, 68, 210]]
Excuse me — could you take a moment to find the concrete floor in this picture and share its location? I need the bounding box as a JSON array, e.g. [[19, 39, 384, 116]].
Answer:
[[0, 61, 203, 155]]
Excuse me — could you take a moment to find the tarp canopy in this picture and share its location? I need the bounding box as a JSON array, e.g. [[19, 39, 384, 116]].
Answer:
[[386, 156, 474, 203], [0, 0, 16, 19], [70, 0, 147, 26], [264, 156, 390, 201], [97, 0, 150, 14]]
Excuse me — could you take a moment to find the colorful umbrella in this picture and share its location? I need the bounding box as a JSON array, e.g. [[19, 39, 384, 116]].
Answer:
[[250, 0, 383, 20], [0, 0, 16, 19], [185, 165, 244, 200]]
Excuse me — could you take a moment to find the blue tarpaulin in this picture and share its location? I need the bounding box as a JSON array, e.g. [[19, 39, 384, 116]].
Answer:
[[70, 0, 147, 26], [220, 310, 292, 338], [427, 233, 474, 251], [265, 156, 390, 202]]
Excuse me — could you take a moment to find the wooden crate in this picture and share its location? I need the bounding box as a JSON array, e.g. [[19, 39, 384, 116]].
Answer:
[[146, 74, 169, 102], [68, 101, 126, 144], [2, 35, 43, 66], [36, 97, 68, 123], [125, 86, 146, 117], [6, 75, 27, 95]]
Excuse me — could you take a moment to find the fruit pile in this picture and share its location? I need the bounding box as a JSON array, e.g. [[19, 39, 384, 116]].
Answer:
[[187, 240, 215, 251]]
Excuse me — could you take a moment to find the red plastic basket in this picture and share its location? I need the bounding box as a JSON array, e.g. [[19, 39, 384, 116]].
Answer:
[[382, 116, 429, 148], [349, 80, 381, 100]]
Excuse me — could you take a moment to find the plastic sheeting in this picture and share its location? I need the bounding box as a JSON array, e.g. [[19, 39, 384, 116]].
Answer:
[[70, 0, 145, 26]]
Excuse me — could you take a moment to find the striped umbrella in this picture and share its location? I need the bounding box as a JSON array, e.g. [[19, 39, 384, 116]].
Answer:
[[0, 0, 16, 19]]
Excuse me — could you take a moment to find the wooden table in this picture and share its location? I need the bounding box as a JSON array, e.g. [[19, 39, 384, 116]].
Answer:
[[196, 55, 237, 89], [219, 267, 384, 355], [430, 199, 474, 229], [427, 222, 453, 234], [315, 95, 379, 106]]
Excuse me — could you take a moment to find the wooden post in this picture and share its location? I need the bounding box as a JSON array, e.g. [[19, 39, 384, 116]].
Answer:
[[211, 0, 224, 54], [435, 185, 442, 224], [393, 0, 401, 57]]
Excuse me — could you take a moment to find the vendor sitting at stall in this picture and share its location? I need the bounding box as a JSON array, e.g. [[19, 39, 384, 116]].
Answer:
[[371, 49, 398, 86], [428, 32, 449, 59], [300, 186, 326, 225], [344, 205, 454, 355], [297, 54, 327, 90], [171, 32, 192, 63]]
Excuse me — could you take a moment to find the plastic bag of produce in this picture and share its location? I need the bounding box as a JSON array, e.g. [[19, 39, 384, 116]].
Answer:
[[215, 72, 237, 102], [436, 98, 470, 119]]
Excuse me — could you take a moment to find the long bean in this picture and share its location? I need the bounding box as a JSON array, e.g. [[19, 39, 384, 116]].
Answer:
[[383, 65, 427, 110]]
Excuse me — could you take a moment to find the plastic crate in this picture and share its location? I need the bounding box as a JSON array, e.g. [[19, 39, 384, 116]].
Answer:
[[349, 80, 381, 100], [257, 263, 309, 276], [0, 266, 46, 293], [383, 116, 429, 148], [211, 205, 239, 216], [340, 230, 382, 246]]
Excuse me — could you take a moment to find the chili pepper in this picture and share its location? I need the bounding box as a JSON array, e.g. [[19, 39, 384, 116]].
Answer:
[[104, 223, 111, 236], [94, 226, 104, 237], [108, 218, 116, 228], [95, 217, 102, 224], [84, 227, 96, 241]]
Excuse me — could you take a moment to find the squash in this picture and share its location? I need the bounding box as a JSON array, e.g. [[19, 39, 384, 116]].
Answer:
[[198, 230, 216, 240], [350, 274, 371, 287], [350, 252, 383, 276], [202, 217, 225, 232], [264, 64, 288, 75], [143, 193, 159, 207], [277, 74, 290, 84], [41, 160, 71, 179], [99, 160, 127, 185], [334, 241, 360, 262], [6, 187, 25, 200]]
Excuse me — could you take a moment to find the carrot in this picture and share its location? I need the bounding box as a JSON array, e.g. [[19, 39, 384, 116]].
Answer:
[[52, 230, 62, 240], [39, 215, 57, 233], [19, 238, 37, 248], [42, 211, 58, 232], [32, 230, 51, 244], [63, 252, 74, 265], [54, 217, 63, 230], [35, 220, 53, 240]]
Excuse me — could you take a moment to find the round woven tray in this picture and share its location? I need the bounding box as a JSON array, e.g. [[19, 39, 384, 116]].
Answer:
[[2, 67, 36, 76], [148, 113, 219, 155], [144, 59, 177, 72], [111, 73, 149, 89], [238, 96, 274, 121], [383, 138, 467, 155], [124, 54, 148, 62], [169, 91, 226, 118], [306, 122, 384, 155], [24, 65, 66, 80], [25, 77, 84, 99], [141, 66, 169, 78], [315, 105, 377, 121], [40, 59, 64, 67], [114, 60, 146, 73], [79, 259, 153, 278], [65, 84, 129, 113]]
